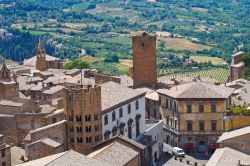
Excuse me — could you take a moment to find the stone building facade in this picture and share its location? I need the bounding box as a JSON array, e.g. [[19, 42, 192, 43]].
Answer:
[[132, 32, 157, 88], [0, 134, 11, 166], [157, 82, 234, 154], [64, 85, 102, 155]]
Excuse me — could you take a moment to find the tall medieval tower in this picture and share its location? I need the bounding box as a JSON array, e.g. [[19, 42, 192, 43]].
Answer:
[[64, 85, 102, 155], [36, 39, 47, 71], [132, 32, 157, 88]]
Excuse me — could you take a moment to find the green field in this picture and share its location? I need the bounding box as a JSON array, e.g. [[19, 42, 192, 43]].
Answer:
[[162, 68, 230, 84]]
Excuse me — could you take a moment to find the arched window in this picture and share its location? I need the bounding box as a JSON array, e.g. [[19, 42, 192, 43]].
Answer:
[[119, 108, 123, 118], [136, 100, 139, 110], [104, 115, 108, 125], [128, 104, 131, 114], [112, 111, 116, 122]]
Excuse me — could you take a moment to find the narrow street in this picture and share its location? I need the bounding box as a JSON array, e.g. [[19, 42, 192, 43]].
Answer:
[[156, 143, 209, 166]]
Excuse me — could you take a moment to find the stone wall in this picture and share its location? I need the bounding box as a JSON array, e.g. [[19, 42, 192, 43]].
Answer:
[[0, 115, 17, 144], [15, 113, 47, 145], [30, 120, 67, 147], [94, 73, 121, 85], [25, 139, 64, 160]]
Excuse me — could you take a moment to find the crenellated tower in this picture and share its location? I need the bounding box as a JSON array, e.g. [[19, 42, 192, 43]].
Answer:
[[64, 85, 102, 155]]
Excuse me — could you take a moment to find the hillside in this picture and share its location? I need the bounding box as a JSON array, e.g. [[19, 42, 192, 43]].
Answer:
[[0, 0, 249, 74]]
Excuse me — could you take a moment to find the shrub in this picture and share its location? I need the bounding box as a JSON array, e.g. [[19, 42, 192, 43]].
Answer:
[[186, 160, 190, 164], [174, 156, 177, 160], [179, 158, 182, 162], [194, 162, 198, 166]]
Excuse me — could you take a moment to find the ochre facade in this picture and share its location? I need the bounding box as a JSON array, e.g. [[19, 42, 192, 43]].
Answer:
[[64, 85, 102, 155], [224, 115, 250, 131], [132, 33, 157, 88], [159, 94, 231, 153]]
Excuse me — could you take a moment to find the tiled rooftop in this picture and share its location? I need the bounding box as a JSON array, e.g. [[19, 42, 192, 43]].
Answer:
[[157, 82, 234, 99], [90, 141, 138, 166], [100, 81, 145, 112], [206, 147, 250, 166], [217, 126, 250, 143], [42, 85, 64, 95]]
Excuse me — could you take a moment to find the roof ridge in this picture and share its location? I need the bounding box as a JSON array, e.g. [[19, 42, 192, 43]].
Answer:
[[216, 147, 228, 165], [92, 142, 116, 158], [44, 151, 70, 166]]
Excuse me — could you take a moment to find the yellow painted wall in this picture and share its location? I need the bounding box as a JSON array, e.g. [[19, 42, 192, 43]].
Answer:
[[178, 99, 226, 133], [225, 116, 250, 131]]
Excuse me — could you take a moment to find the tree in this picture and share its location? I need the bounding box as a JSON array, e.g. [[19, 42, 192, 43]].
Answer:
[[242, 52, 250, 67], [64, 60, 89, 70]]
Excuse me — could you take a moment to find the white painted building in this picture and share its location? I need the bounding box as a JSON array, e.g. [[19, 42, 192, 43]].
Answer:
[[100, 82, 146, 141], [144, 119, 163, 162]]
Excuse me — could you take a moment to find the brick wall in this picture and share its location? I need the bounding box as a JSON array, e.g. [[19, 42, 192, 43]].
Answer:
[[132, 33, 157, 88]]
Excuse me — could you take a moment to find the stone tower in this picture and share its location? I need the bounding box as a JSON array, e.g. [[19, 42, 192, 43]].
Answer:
[[36, 39, 47, 71], [230, 51, 245, 81], [0, 63, 11, 81], [132, 32, 157, 88], [64, 85, 102, 155]]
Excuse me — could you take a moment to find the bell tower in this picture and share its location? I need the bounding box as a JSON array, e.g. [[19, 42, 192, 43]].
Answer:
[[36, 38, 47, 71], [0, 63, 11, 81]]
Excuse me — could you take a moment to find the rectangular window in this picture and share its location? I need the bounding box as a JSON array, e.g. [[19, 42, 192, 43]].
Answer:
[[24, 122, 30, 129], [170, 118, 173, 127], [2, 162, 6, 166], [166, 116, 169, 126], [170, 100, 173, 110], [52, 118, 57, 124], [35, 122, 40, 129], [119, 108, 123, 118], [85, 115, 91, 121], [199, 104, 204, 113], [77, 137, 83, 143], [199, 121, 205, 131], [136, 100, 139, 110], [174, 120, 177, 129], [166, 99, 169, 109], [1, 149, 5, 158], [174, 102, 177, 112], [94, 114, 99, 120], [187, 104, 192, 113], [211, 104, 217, 112], [187, 121, 192, 131], [211, 121, 217, 131], [159, 96, 161, 105], [128, 104, 131, 114]]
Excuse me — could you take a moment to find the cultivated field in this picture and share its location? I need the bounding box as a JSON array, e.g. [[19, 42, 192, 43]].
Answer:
[[162, 68, 230, 83], [80, 56, 104, 63], [119, 59, 133, 68], [161, 37, 211, 51], [190, 55, 225, 65]]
